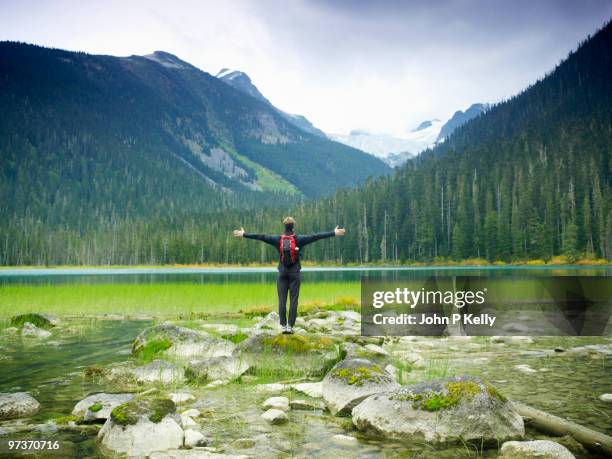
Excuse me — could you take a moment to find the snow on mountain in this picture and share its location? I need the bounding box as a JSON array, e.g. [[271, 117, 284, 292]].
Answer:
[[328, 119, 443, 164], [143, 51, 188, 69]]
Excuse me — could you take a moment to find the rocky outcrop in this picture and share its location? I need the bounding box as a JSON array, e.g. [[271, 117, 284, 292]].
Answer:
[[499, 440, 575, 458], [352, 376, 524, 445], [322, 358, 399, 415], [97, 397, 184, 457], [0, 392, 40, 420], [72, 393, 133, 421], [133, 324, 234, 360]]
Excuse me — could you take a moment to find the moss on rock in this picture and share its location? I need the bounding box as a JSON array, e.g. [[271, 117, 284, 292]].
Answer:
[[110, 397, 176, 426], [262, 334, 335, 353], [133, 338, 173, 362], [331, 365, 384, 386], [88, 403, 103, 413], [10, 313, 53, 329]]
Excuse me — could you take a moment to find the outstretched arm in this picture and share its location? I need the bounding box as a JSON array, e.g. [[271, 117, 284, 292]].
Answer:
[[298, 226, 345, 246], [233, 227, 278, 247]]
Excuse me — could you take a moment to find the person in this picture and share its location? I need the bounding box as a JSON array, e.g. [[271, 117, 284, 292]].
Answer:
[[233, 217, 345, 334]]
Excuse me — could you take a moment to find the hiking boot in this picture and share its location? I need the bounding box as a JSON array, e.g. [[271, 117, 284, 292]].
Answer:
[[281, 325, 290, 334], [287, 326, 294, 334]]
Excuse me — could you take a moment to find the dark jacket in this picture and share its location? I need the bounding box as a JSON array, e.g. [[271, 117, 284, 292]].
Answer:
[[243, 231, 335, 272]]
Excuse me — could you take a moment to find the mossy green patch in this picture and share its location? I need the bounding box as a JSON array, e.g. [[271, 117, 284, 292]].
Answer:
[[9, 313, 52, 329], [110, 397, 176, 426], [134, 338, 172, 362], [88, 403, 103, 412], [263, 334, 335, 353], [331, 365, 384, 386], [223, 332, 249, 344], [84, 366, 105, 378], [54, 414, 80, 425], [391, 380, 483, 411]]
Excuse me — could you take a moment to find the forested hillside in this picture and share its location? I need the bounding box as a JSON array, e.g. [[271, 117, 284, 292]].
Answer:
[[1, 21, 610, 265]]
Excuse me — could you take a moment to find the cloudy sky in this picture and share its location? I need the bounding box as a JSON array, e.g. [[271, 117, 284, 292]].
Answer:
[[1, 0, 610, 135]]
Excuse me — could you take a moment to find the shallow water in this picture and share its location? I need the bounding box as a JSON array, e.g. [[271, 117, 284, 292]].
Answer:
[[0, 317, 610, 458]]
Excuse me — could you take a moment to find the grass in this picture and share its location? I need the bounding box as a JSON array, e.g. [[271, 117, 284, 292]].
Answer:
[[0, 281, 359, 318]]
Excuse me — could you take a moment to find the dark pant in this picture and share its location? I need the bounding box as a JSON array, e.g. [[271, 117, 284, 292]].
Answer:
[[277, 271, 301, 327]]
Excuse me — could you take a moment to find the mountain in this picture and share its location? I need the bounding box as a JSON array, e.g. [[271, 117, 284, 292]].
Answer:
[[328, 119, 442, 166], [183, 21, 612, 265], [436, 103, 489, 141], [216, 69, 326, 138], [0, 43, 390, 224]]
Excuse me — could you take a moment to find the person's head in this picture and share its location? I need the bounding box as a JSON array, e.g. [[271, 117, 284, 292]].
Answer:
[[283, 216, 295, 233]]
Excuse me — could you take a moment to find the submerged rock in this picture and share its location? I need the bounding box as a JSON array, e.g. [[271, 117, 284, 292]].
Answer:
[[0, 392, 40, 420], [21, 322, 52, 338], [10, 313, 55, 329], [183, 429, 207, 448], [322, 358, 399, 415], [599, 393, 612, 403], [169, 392, 195, 404], [133, 324, 234, 360], [261, 408, 287, 425], [331, 434, 358, 447], [97, 397, 183, 457], [187, 355, 249, 382], [499, 440, 575, 459], [289, 399, 323, 410], [352, 376, 524, 445], [72, 393, 133, 421], [290, 382, 323, 398], [131, 360, 185, 383], [262, 396, 289, 411]]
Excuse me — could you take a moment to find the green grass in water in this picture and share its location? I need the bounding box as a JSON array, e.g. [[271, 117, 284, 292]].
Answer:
[[0, 281, 359, 318]]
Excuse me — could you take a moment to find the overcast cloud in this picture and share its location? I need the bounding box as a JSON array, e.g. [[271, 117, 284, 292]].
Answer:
[[1, 0, 610, 135]]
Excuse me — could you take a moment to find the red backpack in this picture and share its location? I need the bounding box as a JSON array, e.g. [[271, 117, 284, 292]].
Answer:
[[279, 235, 298, 266]]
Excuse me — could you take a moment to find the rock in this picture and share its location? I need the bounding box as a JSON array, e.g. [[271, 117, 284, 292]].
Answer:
[[339, 310, 361, 322], [492, 336, 534, 345], [352, 376, 524, 445], [184, 429, 207, 448], [599, 393, 612, 403], [384, 364, 400, 382], [262, 396, 289, 411], [364, 344, 388, 356], [3, 327, 19, 334], [515, 364, 538, 374], [499, 440, 575, 458], [131, 360, 185, 383], [0, 392, 40, 420], [200, 323, 239, 334], [21, 322, 52, 338], [290, 382, 323, 398], [331, 434, 358, 447], [261, 408, 287, 425], [256, 383, 289, 393], [322, 358, 399, 415], [169, 392, 195, 404], [238, 333, 340, 376], [187, 355, 250, 382], [206, 380, 228, 388], [10, 313, 55, 329], [133, 324, 234, 360], [254, 312, 280, 330], [181, 415, 197, 428], [97, 397, 183, 457], [72, 393, 133, 421], [181, 409, 200, 418], [289, 399, 323, 410]]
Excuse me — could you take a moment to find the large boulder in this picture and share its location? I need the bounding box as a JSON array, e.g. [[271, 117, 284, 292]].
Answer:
[[322, 358, 399, 415], [97, 397, 184, 457], [499, 440, 575, 458], [131, 360, 185, 384], [72, 393, 134, 421], [0, 392, 40, 420], [352, 376, 524, 445], [187, 355, 249, 382], [133, 324, 234, 360], [237, 333, 341, 377]]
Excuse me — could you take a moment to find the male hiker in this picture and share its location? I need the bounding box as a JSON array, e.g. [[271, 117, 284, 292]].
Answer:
[[233, 217, 345, 334]]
